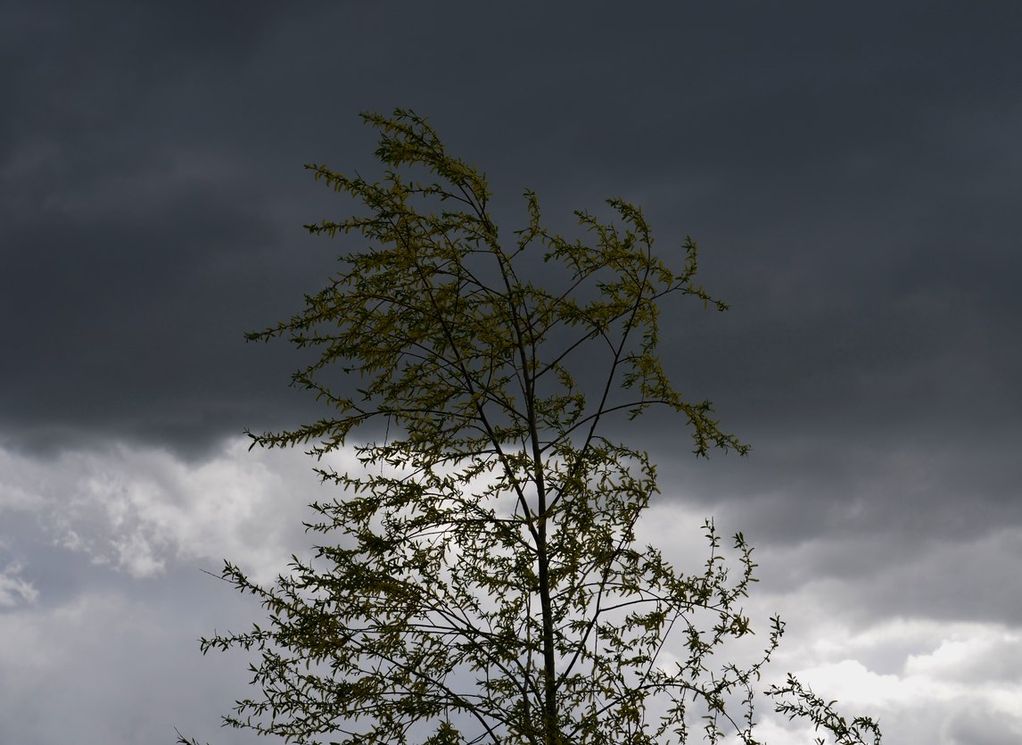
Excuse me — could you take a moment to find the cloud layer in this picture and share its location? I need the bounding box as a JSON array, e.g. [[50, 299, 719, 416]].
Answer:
[[0, 439, 1018, 743]]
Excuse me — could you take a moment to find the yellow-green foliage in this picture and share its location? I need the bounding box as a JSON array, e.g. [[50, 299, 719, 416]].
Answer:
[[185, 111, 880, 745]]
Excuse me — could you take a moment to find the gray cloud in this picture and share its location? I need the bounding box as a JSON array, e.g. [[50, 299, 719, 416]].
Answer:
[[944, 707, 1022, 745], [4, 0, 1021, 457]]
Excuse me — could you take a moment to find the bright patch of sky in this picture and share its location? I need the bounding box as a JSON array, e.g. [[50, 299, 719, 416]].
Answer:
[[0, 438, 1019, 743]]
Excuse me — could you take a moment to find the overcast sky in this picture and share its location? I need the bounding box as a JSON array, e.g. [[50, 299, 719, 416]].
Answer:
[[2, 2, 1021, 743]]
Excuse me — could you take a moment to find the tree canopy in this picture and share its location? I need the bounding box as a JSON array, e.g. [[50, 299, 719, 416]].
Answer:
[[183, 110, 880, 745]]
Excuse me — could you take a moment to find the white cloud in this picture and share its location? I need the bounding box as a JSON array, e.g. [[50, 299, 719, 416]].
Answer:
[[751, 616, 1022, 743], [0, 437, 358, 583], [0, 562, 38, 608], [0, 448, 48, 512], [637, 500, 1022, 744]]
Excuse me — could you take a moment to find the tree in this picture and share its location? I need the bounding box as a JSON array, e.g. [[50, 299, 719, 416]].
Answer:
[[183, 110, 880, 745]]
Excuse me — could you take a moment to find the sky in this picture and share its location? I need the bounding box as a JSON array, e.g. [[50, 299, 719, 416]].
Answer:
[[2, 1, 1021, 743]]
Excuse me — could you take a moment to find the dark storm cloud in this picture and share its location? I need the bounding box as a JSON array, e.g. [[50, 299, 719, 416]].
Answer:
[[4, 0, 1020, 458]]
